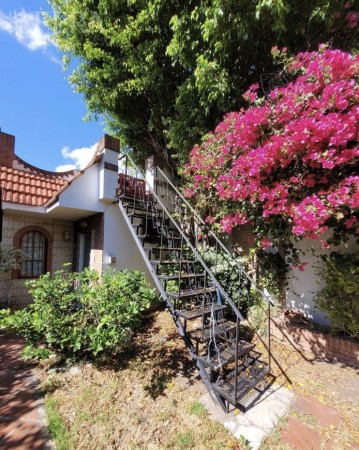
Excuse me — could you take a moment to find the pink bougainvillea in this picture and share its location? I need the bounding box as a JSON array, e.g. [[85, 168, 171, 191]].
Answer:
[[183, 47, 359, 250]]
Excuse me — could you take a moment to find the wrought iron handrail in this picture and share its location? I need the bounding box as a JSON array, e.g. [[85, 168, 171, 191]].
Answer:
[[118, 152, 246, 323], [117, 153, 276, 410], [155, 166, 277, 308]]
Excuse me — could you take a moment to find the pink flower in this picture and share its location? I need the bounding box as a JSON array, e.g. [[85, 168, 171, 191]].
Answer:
[[346, 11, 359, 28], [184, 47, 358, 245], [183, 188, 195, 198], [260, 238, 273, 250], [321, 241, 330, 249], [344, 216, 358, 229], [205, 216, 216, 224]]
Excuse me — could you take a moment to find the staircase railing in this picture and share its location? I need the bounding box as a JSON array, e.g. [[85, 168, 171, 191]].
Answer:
[[117, 152, 275, 409], [118, 153, 247, 323], [155, 167, 276, 308], [153, 167, 277, 371]]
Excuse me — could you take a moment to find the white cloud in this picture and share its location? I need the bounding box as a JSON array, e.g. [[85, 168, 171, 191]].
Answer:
[[55, 164, 77, 172], [55, 143, 98, 172], [0, 9, 51, 51]]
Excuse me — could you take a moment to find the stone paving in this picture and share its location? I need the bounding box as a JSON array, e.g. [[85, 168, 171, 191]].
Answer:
[[200, 384, 343, 449], [200, 384, 294, 450], [281, 394, 342, 450], [0, 333, 50, 450]]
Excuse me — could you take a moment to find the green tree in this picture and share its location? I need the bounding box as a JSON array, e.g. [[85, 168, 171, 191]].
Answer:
[[47, 0, 358, 167]]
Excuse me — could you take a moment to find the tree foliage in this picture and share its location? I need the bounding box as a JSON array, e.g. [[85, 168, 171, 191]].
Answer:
[[183, 47, 358, 255], [47, 0, 358, 166]]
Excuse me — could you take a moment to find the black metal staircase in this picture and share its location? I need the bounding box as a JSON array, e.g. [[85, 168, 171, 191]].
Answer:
[[117, 154, 275, 412]]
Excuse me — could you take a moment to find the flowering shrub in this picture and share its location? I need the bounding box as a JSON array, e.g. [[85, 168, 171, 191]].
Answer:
[[183, 47, 359, 252]]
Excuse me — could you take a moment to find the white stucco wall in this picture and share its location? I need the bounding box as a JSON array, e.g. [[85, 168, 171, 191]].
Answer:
[[57, 164, 103, 212], [286, 236, 359, 325], [102, 204, 157, 289]]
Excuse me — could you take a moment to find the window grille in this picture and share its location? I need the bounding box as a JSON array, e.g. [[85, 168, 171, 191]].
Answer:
[[21, 231, 47, 277]]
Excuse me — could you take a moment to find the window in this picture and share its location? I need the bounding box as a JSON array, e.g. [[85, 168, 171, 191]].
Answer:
[[20, 231, 47, 277]]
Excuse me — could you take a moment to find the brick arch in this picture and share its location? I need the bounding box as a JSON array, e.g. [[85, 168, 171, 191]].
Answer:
[[12, 225, 53, 278]]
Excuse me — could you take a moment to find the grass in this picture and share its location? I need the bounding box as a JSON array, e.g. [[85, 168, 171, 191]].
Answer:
[[176, 431, 195, 449], [187, 400, 207, 417], [34, 309, 359, 450], [45, 397, 72, 450], [35, 310, 238, 449]]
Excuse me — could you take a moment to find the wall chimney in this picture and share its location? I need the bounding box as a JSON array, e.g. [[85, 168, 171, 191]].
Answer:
[[0, 131, 15, 168]]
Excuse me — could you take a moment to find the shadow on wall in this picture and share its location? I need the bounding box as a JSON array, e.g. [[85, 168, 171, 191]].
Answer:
[[286, 234, 359, 326], [271, 316, 359, 368]]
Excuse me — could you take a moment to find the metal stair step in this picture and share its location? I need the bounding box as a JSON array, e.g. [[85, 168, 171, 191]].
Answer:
[[151, 260, 196, 265], [150, 236, 182, 241], [176, 303, 225, 320], [226, 340, 256, 358], [226, 351, 263, 379], [130, 221, 179, 234], [211, 361, 269, 404], [144, 246, 188, 251], [158, 273, 205, 281], [167, 287, 216, 299], [150, 259, 198, 267], [122, 201, 157, 210], [128, 212, 161, 219], [188, 320, 236, 343], [197, 348, 235, 371]]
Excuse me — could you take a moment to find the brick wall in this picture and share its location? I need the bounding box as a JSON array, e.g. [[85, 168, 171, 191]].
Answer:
[[0, 132, 15, 168], [231, 223, 255, 256], [271, 316, 359, 367], [0, 213, 74, 306]]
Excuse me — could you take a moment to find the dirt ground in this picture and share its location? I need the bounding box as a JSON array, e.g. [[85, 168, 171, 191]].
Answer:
[[34, 308, 359, 450]]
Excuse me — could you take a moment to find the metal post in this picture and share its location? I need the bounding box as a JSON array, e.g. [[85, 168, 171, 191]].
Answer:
[[268, 301, 271, 371], [234, 316, 239, 404]]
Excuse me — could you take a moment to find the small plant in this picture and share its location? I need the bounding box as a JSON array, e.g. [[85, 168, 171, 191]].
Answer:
[[246, 301, 280, 336], [45, 397, 72, 450], [22, 345, 51, 361], [3, 267, 157, 359], [187, 400, 206, 417], [40, 374, 63, 394], [177, 431, 195, 449], [315, 253, 359, 338], [0, 244, 24, 274], [0, 308, 11, 329]]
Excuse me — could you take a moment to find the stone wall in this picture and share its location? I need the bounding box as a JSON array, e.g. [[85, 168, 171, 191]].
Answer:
[[0, 213, 74, 306]]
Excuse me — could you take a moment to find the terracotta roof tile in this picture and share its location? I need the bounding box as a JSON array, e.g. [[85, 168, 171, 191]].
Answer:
[[0, 165, 69, 207]]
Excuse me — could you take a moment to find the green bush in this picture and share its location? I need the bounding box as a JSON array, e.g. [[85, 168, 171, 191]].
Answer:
[[200, 248, 259, 314], [257, 250, 286, 304], [1, 267, 157, 359], [315, 253, 359, 338], [0, 244, 24, 274]]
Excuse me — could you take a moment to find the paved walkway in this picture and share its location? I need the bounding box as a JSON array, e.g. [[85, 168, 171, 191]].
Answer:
[[0, 333, 50, 449], [281, 394, 342, 449], [200, 383, 343, 449], [200, 384, 294, 450]]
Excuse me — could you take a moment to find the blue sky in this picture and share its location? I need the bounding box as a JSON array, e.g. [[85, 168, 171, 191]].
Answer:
[[0, 0, 105, 171]]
